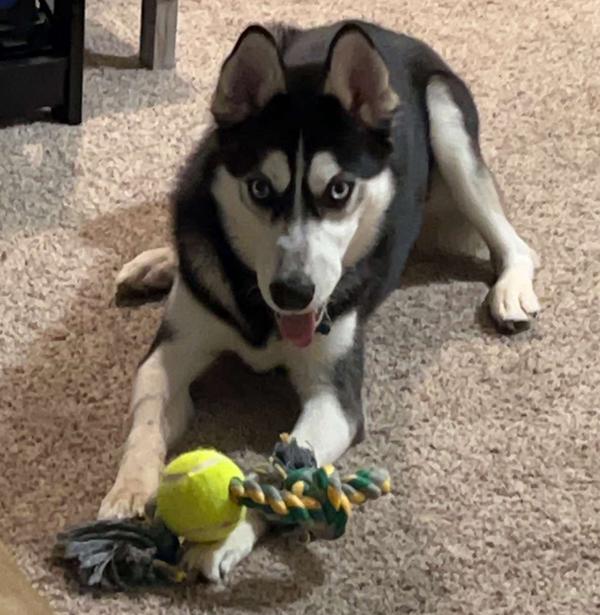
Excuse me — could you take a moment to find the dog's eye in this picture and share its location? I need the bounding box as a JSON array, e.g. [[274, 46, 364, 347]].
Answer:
[[327, 179, 353, 204], [248, 178, 271, 200]]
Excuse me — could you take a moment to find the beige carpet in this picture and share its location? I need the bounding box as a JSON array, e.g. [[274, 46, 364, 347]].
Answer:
[[1, 0, 599, 613]]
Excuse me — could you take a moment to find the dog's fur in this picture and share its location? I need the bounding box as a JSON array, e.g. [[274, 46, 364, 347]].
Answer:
[[99, 21, 540, 581]]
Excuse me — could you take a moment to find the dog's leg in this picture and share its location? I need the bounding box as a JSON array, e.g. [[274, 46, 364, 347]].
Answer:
[[180, 509, 267, 583], [98, 275, 221, 519], [287, 311, 365, 465], [183, 311, 364, 582], [426, 75, 541, 331], [116, 246, 177, 295]]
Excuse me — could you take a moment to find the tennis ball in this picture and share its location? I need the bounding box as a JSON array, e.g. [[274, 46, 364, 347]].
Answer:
[[156, 448, 245, 543]]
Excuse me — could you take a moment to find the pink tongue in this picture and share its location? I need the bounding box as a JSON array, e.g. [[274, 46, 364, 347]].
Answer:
[[277, 312, 316, 348]]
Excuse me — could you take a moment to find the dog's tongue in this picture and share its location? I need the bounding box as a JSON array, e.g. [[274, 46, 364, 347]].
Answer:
[[277, 312, 316, 348]]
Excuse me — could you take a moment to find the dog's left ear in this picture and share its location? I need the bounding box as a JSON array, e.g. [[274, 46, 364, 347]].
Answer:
[[211, 25, 286, 125], [324, 25, 399, 128]]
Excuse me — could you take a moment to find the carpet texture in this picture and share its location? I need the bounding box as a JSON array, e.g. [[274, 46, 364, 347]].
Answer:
[[1, 1, 599, 613]]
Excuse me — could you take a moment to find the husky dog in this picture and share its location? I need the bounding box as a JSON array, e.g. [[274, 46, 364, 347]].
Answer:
[[98, 21, 540, 581]]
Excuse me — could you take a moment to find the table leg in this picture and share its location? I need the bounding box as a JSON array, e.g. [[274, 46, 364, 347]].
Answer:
[[140, 0, 178, 69], [52, 0, 85, 124]]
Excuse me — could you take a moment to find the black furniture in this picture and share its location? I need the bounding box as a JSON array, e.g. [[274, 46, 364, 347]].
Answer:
[[0, 0, 84, 124]]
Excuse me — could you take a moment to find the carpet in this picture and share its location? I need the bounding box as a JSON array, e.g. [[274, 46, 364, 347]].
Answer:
[[1, 1, 599, 613]]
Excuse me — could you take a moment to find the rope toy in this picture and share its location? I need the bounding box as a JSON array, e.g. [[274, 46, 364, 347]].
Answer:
[[231, 434, 390, 540], [54, 435, 391, 590]]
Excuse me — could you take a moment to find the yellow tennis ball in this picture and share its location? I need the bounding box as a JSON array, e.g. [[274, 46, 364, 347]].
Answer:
[[156, 449, 245, 543]]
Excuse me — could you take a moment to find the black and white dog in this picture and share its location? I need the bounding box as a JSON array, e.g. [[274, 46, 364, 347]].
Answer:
[[99, 21, 540, 580]]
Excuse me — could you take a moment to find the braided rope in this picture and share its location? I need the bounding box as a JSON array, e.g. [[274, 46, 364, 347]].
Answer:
[[229, 464, 391, 539]]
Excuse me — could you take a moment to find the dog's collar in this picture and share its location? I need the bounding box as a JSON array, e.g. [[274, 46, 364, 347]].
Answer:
[[316, 314, 331, 335]]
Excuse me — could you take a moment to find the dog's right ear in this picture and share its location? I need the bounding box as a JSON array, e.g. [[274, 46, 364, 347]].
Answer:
[[323, 25, 399, 129], [211, 26, 286, 125]]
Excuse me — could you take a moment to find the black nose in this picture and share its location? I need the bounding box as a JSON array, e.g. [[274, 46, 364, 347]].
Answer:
[[269, 273, 315, 311]]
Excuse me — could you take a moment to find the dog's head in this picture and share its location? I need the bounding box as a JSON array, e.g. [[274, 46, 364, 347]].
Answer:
[[210, 24, 399, 347]]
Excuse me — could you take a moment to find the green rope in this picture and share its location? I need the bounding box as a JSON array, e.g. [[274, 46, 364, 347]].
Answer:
[[229, 463, 391, 539]]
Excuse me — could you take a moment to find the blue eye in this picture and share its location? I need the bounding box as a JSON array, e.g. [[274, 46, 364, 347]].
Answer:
[[249, 178, 271, 200], [328, 179, 353, 203]]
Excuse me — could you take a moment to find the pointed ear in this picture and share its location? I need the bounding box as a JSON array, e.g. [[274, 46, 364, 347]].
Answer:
[[323, 25, 399, 128], [211, 26, 286, 125]]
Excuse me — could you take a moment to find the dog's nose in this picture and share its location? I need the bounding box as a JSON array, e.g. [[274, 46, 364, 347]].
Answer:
[[269, 273, 315, 311]]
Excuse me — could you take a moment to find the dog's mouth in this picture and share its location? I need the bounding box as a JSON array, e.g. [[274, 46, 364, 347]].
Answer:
[[275, 308, 325, 348]]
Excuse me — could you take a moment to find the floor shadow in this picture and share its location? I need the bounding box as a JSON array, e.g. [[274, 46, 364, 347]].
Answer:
[[156, 535, 326, 611], [84, 50, 142, 70], [400, 252, 514, 336], [402, 252, 494, 288], [0, 116, 83, 237]]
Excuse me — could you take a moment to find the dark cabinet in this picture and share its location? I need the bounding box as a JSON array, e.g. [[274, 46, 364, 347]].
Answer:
[[0, 0, 84, 124]]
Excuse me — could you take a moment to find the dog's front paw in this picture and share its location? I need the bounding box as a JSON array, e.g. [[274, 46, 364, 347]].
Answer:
[[98, 467, 160, 520], [181, 513, 265, 583], [488, 266, 541, 332], [116, 247, 177, 295]]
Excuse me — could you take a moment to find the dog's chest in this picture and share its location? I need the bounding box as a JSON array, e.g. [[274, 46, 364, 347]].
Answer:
[[225, 310, 358, 377], [231, 334, 290, 373]]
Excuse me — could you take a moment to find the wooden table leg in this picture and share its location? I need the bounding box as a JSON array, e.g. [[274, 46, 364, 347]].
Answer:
[[140, 0, 178, 69]]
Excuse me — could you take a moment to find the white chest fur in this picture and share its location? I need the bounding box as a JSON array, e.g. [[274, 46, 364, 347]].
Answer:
[[166, 275, 358, 378]]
